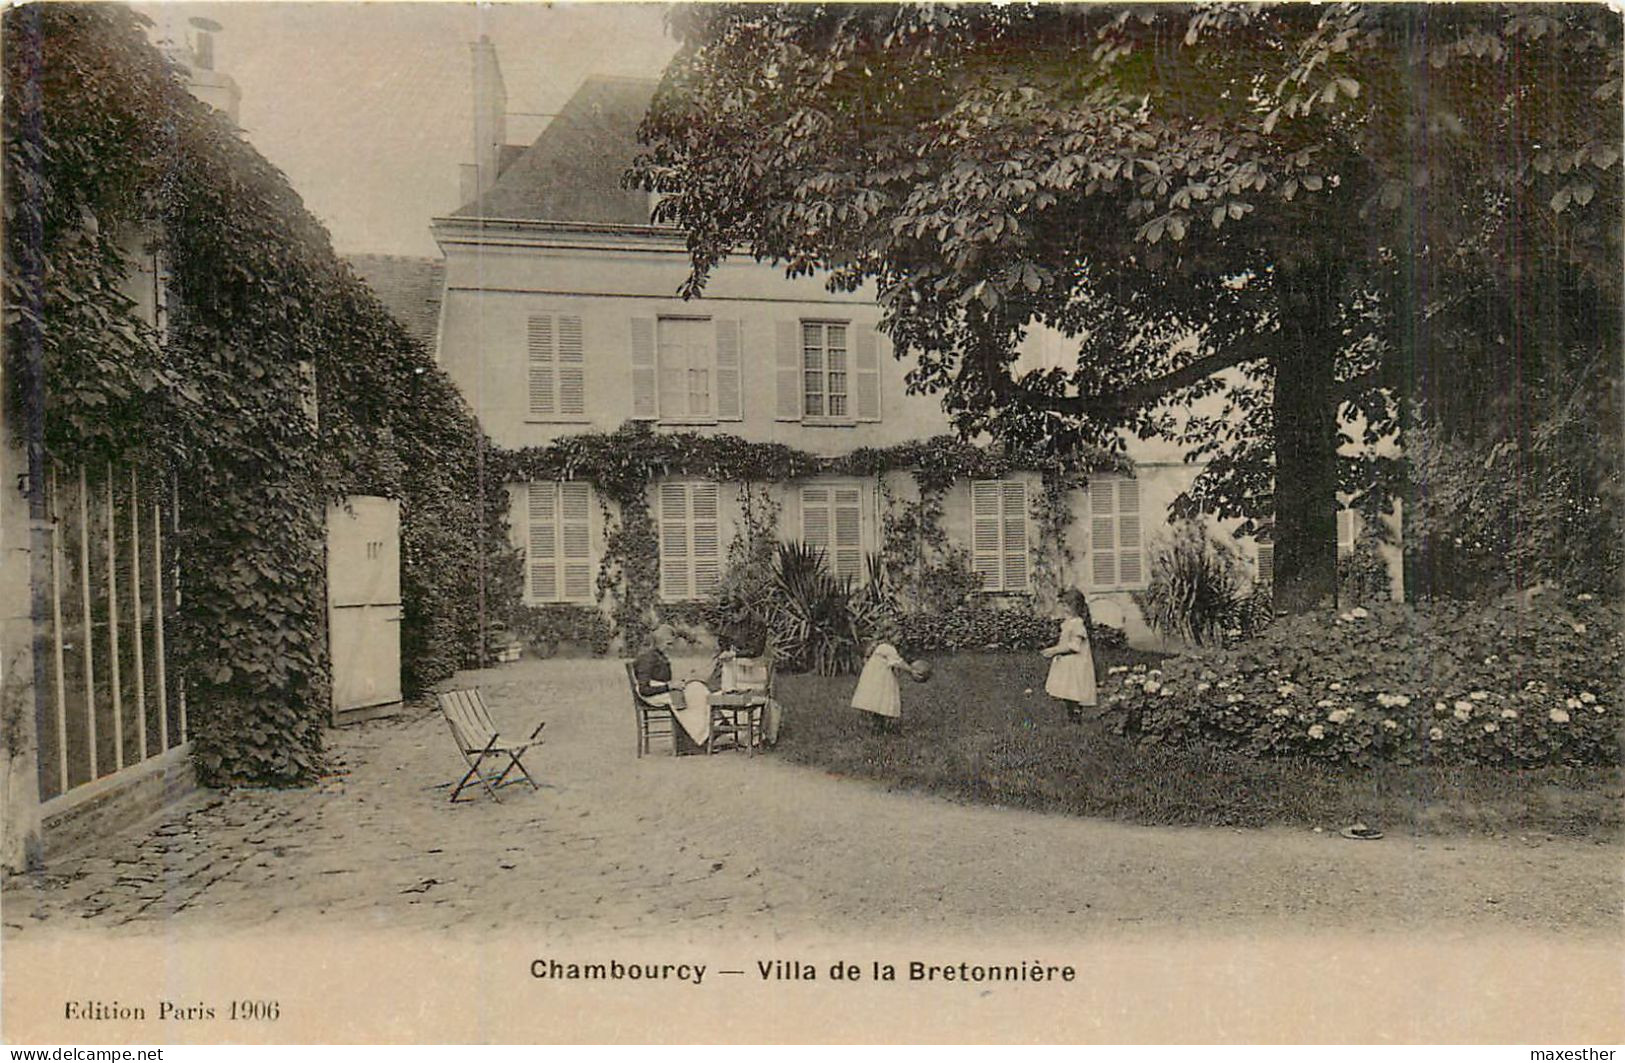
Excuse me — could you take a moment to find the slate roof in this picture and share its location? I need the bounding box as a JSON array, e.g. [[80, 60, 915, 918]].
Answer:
[[452, 75, 658, 225], [345, 254, 445, 351]]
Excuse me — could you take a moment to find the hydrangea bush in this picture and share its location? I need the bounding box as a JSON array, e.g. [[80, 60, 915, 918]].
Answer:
[[1103, 591, 1620, 768]]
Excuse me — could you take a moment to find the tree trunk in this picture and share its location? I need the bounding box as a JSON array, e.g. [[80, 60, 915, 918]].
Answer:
[[1272, 265, 1341, 614]]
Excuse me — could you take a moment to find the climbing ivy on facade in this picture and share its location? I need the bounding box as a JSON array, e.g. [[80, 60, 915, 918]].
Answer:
[[3, 5, 515, 786], [495, 421, 1128, 649]]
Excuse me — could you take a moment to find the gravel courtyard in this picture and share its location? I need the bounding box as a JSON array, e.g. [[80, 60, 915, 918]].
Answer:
[[4, 657, 1620, 940]]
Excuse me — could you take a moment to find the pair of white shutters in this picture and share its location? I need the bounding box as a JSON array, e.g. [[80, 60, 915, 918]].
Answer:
[[528, 315, 585, 418], [659, 482, 720, 600], [802, 486, 863, 580], [1089, 477, 1143, 589], [528, 482, 592, 602], [972, 481, 1029, 592]]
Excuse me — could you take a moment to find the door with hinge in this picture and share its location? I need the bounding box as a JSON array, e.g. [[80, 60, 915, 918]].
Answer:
[[327, 496, 402, 723]]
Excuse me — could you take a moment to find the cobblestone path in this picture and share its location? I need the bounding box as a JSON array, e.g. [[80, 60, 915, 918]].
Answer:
[[5, 658, 1620, 941]]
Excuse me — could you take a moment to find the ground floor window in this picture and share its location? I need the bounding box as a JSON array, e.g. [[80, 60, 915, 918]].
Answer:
[[971, 479, 1029, 592], [1087, 475, 1144, 591], [527, 480, 594, 603], [35, 462, 185, 802], [801, 483, 864, 581]]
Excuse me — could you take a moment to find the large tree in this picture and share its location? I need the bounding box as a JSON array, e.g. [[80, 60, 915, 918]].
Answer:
[[631, 3, 1622, 610]]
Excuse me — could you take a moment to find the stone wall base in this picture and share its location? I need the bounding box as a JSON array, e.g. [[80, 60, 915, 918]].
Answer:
[[39, 744, 198, 862]]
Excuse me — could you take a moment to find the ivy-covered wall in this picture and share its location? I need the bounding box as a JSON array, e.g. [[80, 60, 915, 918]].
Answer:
[[3, 5, 518, 786]]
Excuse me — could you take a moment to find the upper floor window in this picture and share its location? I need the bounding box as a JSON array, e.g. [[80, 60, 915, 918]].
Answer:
[[1087, 475, 1144, 591], [802, 484, 865, 581], [631, 317, 741, 424], [658, 481, 721, 600], [526, 480, 593, 603], [972, 480, 1030, 592], [801, 321, 849, 421], [775, 320, 882, 424], [528, 313, 585, 420]]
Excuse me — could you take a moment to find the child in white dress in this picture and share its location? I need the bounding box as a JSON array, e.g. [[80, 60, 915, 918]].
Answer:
[[1041, 589, 1098, 723], [852, 626, 911, 734]]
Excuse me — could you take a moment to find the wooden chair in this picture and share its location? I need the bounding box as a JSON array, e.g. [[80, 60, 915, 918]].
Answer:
[[435, 688, 544, 803], [626, 661, 677, 757]]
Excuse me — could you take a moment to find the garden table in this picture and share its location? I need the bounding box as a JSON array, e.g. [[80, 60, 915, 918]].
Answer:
[[708, 691, 768, 756]]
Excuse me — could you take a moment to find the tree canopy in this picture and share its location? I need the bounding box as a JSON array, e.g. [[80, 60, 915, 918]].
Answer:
[[631, 2, 1622, 606]]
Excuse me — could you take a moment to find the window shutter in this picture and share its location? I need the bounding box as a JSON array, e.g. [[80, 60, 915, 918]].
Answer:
[[854, 329, 881, 422], [1117, 479, 1142, 586], [1090, 480, 1117, 588], [692, 482, 720, 595], [560, 482, 592, 601], [802, 486, 831, 568], [528, 482, 558, 601], [833, 487, 862, 580], [1001, 481, 1029, 591], [630, 317, 657, 420], [558, 315, 584, 416], [1337, 508, 1357, 553], [972, 481, 1002, 590], [715, 320, 742, 421], [528, 315, 555, 418], [659, 483, 689, 600], [775, 321, 802, 421]]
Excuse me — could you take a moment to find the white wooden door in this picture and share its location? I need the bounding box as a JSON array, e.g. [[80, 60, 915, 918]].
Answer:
[[326, 496, 402, 721]]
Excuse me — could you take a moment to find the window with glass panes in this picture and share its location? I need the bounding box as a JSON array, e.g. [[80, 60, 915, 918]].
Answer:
[[656, 317, 713, 422], [801, 321, 850, 420]]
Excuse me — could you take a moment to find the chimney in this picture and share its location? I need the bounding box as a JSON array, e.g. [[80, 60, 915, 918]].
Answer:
[[469, 35, 509, 201], [154, 15, 242, 124], [189, 17, 216, 70]]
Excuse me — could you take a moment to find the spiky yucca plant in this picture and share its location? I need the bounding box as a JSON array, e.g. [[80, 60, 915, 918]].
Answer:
[[1135, 520, 1262, 645]]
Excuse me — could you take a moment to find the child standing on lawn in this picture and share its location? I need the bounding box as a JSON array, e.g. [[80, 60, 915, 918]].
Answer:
[[1042, 588, 1098, 723], [852, 625, 911, 735]]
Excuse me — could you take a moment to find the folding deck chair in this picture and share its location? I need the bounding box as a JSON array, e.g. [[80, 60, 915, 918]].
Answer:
[[435, 687, 545, 802]]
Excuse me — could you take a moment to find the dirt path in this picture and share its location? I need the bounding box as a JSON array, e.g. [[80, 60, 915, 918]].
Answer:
[[5, 658, 1620, 941]]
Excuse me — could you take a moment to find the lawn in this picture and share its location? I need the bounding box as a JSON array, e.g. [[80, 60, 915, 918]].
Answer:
[[774, 650, 1622, 837]]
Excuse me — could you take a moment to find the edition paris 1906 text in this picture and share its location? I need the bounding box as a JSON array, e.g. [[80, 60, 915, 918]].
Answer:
[[63, 1000, 281, 1022]]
